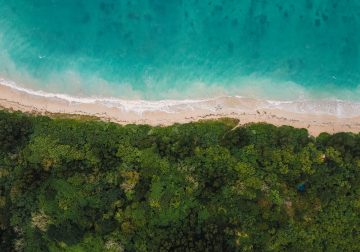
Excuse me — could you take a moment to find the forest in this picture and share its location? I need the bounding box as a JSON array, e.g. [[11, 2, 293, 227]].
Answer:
[[0, 110, 359, 251]]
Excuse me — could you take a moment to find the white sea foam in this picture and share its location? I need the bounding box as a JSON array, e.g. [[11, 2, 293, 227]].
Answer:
[[1, 76, 360, 117], [0, 77, 211, 113]]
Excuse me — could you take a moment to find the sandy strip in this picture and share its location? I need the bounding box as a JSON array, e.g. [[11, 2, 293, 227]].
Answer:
[[0, 83, 360, 136]]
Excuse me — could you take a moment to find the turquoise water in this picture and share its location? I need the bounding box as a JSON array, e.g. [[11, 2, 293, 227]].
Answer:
[[0, 0, 360, 100]]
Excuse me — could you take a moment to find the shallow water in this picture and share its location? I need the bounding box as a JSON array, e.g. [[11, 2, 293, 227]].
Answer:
[[0, 0, 359, 101]]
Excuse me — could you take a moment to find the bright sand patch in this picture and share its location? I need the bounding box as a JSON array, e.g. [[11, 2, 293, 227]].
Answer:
[[0, 81, 360, 136]]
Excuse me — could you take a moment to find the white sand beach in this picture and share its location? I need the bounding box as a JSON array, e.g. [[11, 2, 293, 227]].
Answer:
[[1, 81, 360, 136]]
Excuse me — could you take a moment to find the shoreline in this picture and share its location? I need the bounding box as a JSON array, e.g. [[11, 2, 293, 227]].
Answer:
[[1, 80, 360, 136]]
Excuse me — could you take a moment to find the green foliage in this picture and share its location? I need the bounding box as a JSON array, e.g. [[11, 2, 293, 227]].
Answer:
[[0, 111, 32, 153], [0, 110, 359, 251]]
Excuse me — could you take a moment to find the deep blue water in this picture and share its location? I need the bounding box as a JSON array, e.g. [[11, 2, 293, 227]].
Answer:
[[0, 0, 359, 100]]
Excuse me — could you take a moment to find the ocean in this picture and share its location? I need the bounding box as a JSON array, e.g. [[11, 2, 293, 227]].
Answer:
[[0, 0, 359, 103]]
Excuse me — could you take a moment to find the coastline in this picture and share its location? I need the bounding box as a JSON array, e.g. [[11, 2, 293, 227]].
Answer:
[[1, 79, 360, 136]]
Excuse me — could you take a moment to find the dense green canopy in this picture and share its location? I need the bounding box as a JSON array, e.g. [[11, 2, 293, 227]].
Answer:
[[0, 110, 359, 251]]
